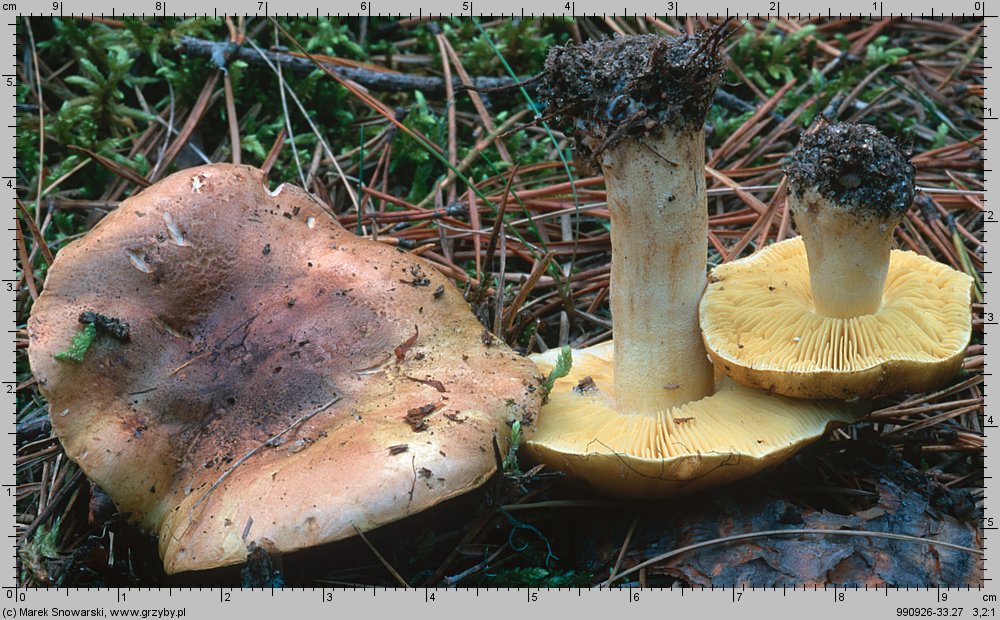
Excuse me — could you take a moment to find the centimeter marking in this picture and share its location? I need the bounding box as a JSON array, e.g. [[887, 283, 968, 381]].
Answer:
[[6, 5, 992, 599], [9, 12, 1000, 17], [6, 2, 1000, 17], [9, 12, 18, 591], [984, 0, 992, 588], [0, 583, 996, 596]]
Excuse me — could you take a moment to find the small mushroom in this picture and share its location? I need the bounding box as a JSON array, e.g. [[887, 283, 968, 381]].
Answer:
[[700, 123, 973, 399], [522, 34, 862, 498], [27, 164, 541, 573]]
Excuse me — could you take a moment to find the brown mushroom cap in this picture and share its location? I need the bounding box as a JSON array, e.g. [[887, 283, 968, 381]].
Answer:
[[523, 342, 864, 498], [699, 237, 973, 399], [27, 164, 541, 574]]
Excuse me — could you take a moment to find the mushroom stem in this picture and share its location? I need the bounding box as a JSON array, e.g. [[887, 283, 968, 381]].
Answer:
[[534, 32, 726, 415], [784, 122, 916, 320], [789, 189, 898, 318], [604, 129, 714, 414]]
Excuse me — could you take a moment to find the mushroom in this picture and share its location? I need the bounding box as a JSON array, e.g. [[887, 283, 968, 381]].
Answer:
[[522, 33, 862, 498], [700, 123, 973, 399], [27, 164, 541, 574]]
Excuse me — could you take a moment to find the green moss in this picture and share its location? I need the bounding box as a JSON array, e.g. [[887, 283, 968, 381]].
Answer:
[[540, 345, 572, 401], [53, 323, 96, 363]]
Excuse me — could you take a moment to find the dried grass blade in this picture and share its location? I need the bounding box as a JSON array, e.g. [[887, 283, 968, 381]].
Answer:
[[503, 251, 555, 335], [708, 80, 796, 167], [66, 145, 150, 189], [15, 217, 39, 301], [16, 198, 53, 267], [261, 127, 287, 178], [151, 71, 221, 182], [223, 72, 241, 165]]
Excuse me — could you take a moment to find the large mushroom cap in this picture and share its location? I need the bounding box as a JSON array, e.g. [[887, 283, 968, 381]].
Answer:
[[699, 237, 973, 399], [523, 342, 864, 498], [27, 164, 541, 574]]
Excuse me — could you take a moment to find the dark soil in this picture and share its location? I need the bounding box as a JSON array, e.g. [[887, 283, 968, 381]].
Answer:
[[539, 30, 727, 174], [78, 312, 130, 341], [31, 429, 979, 587], [605, 430, 981, 587], [785, 122, 916, 219]]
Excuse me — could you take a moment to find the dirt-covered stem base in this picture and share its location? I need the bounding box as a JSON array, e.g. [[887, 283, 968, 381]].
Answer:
[[785, 122, 915, 318]]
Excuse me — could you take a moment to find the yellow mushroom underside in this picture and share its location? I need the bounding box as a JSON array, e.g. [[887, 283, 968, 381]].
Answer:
[[523, 342, 863, 498], [700, 237, 972, 398]]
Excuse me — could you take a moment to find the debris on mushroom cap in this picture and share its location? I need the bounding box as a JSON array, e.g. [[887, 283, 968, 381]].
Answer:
[[26, 163, 542, 574], [539, 30, 727, 173], [523, 342, 865, 498], [785, 122, 916, 220], [699, 237, 973, 399]]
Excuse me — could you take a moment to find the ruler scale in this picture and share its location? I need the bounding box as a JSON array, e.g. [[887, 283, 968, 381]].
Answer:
[[7, 4, 992, 617]]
